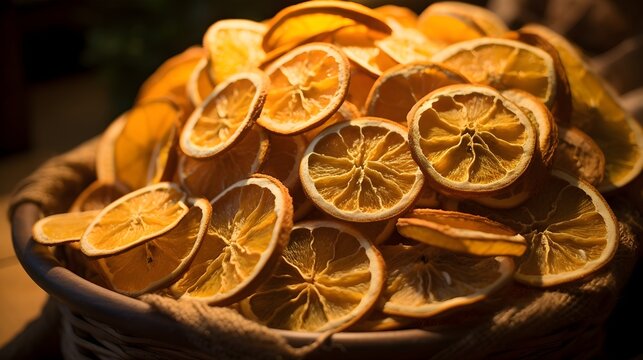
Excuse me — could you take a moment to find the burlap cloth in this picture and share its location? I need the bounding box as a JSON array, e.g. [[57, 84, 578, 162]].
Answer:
[[6, 135, 641, 359]]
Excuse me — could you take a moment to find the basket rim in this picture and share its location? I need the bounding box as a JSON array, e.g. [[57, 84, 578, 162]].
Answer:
[[11, 202, 455, 353]]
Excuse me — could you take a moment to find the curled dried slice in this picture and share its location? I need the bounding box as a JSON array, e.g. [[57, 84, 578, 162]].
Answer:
[[178, 126, 269, 200], [97, 199, 211, 296], [170, 175, 293, 305], [240, 220, 385, 332], [180, 72, 268, 158], [432, 38, 557, 107], [553, 126, 606, 186], [375, 27, 440, 65], [80, 182, 188, 256], [407, 84, 536, 198], [33, 211, 100, 245], [300, 117, 424, 222], [365, 62, 469, 125], [331, 25, 398, 77], [396, 209, 526, 256], [203, 19, 266, 84], [374, 5, 418, 28], [380, 244, 514, 318], [259, 43, 351, 135], [186, 57, 215, 106], [459, 170, 619, 287], [70, 181, 128, 212]]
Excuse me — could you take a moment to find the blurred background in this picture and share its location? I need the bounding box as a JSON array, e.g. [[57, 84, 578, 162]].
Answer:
[[0, 0, 641, 358]]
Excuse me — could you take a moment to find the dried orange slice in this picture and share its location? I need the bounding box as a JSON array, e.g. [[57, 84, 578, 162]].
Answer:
[[380, 244, 514, 318], [396, 209, 526, 256], [239, 220, 385, 332], [432, 38, 557, 107], [305, 208, 396, 246], [97, 198, 211, 296], [300, 117, 424, 222], [407, 84, 536, 198], [417, 2, 507, 46], [331, 25, 398, 78], [80, 182, 188, 256], [106, 99, 181, 191], [186, 57, 215, 106], [137, 47, 204, 109], [263, 1, 392, 53], [180, 72, 268, 158], [258, 43, 351, 135], [170, 175, 293, 305], [459, 170, 619, 287], [375, 27, 440, 65], [553, 126, 606, 186], [70, 181, 129, 212], [96, 116, 126, 185], [260, 133, 307, 191], [178, 126, 269, 200], [303, 101, 361, 142], [203, 19, 266, 84], [33, 211, 100, 245], [365, 62, 469, 125], [347, 67, 378, 111], [374, 5, 418, 28], [520, 24, 643, 192]]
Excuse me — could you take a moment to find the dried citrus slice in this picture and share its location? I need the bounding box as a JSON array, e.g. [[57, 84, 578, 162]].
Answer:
[[33, 211, 100, 245], [96, 117, 126, 185], [107, 99, 181, 191], [170, 175, 293, 305], [203, 19, 266, 84], [137, 46, 204, 109], [473, 89, 558, 208], [239, 220, 385, 332], [365, 62, 469, 125], [459, 170, 619, 287], [258, 43, 351, 135], [331, 25, 398, 77], [348, 311, 414, 332], [178, 126, 268, 200], [347, 67, 378, 111], [553, 126, 606, 186], [396, 209, 526, 256], [306, 208, 396, 246], [186, 57, 215, 106], [374, 5, 418, 28], [70, 181, 129, 212], [97, 198, 211, 296], [180, 72, 268, 158], [303, 101, 361, 142], [432, 38, 557, 107], [300, 117, 424, 222], [380, 244, 514, 318], [520, 24, 643, 192], [80, 182, 188, 256], [407, 84, 536, 198], [260, 133, 307, 191], [375, 27, 440, 65], [417, 2, 507, 46], [263, 1, 392, 52]]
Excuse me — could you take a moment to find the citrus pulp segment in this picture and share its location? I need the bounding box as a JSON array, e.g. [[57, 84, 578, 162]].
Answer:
[[407, 84, 536, 197], [180, 72, 268, 158], [258, 43, 351, 135], [300, 117, 424, 222], [33, 211, 100, 245], [80, 182, 188, 256], [97, 198, 211, 296], [380, 244, 514, 318], [239, 220, 385, 332], [170, 175, 293, 305]]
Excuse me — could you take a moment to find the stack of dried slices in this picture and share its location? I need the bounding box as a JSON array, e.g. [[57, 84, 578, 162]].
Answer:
[[32, 1, 643, 333]]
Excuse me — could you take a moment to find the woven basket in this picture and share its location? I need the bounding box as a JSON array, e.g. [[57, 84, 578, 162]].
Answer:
[[9, 139, 640, 359]]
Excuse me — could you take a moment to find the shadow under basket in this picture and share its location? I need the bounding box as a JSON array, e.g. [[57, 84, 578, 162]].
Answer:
[[9, 140, 640, 359]]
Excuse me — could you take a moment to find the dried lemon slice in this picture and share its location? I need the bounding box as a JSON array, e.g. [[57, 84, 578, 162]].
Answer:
[[170, 175, 293, 305], [239, 220, 385, 332], [180, 72, 268, 158], [80, 182, 188, 256], [460, 170, 619, 287], [97, 199, 211, 296], [380, 244, 514, 318], [33, 211, 100, 245], [300, 117, 424, 222], [203, 19, 266, 84], [365, 62, 469, 125], [258, 43, 351, 135], [407, 84, 536, 198], [432, 38, 557, 107], [396, 209, 526, 256]]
